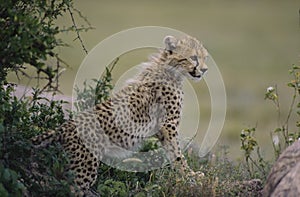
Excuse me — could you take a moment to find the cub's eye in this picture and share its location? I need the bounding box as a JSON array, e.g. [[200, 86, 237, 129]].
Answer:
[[178, 58, 187, 62], [190, 55, 198, 61], [189, 55, 199, 66]]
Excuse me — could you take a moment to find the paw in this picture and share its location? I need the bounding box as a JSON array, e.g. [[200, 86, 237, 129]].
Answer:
[[183, 170, 204, 185], [187, 170, 204, 179]]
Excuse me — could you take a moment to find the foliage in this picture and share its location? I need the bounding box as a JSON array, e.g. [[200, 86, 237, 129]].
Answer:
[[97, 179, 127, 197], [0, 0, 91, 196], [0, 80, 75, 195], [265, 65, 300, 156], [239, 63, 300, 183], [92, 146, 262, 196], [74, 66, 114, 112], [240, 127, 269, 179], [264, 64, 300, 155], [0, 0, 91, 89], [0, 164, 25, 197]]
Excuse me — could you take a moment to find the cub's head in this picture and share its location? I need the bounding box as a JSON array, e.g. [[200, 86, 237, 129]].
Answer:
[[164, 35, 208, 81]]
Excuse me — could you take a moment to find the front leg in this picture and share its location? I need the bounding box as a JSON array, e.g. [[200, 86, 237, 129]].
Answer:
[[156, 122, 193, 174]]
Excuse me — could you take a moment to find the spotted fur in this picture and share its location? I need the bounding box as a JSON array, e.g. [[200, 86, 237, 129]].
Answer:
[[32, 35, 209, 195]]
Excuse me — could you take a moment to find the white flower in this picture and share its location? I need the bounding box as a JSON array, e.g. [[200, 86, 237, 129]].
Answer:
[[272, 135, 279, 146], [267, 86, 274, 93], [267, 86, 274, 92]]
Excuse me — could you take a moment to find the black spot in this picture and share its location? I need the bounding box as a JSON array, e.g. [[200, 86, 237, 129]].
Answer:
[[71, 147, 77, 151], [95, 105, 101, 110]]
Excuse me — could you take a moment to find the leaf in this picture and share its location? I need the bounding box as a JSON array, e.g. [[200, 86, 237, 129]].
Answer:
[[293, 65, 300, 70], [274, 128, 282, 133], [2, 169, 11, 182], [0, 124, 4, 134], [287, 82, 295, 88], [296, 121, 300, 127], [0, 183, 8, 197]]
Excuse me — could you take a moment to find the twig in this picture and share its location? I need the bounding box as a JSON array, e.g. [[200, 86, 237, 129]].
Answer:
[[55, 56, 60, 92], [284, 80, 297, 132], [73, 8, 92, 27], [109, 57, 119, 73], [67, 6, 88, 54], [274, 85, 281, 127]]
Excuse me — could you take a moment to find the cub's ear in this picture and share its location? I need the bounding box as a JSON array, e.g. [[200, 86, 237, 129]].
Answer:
[[163, 36, 177, 52]]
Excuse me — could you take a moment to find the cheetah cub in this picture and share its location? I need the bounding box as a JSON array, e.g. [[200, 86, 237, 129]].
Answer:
[[32, 35, 209, 195]]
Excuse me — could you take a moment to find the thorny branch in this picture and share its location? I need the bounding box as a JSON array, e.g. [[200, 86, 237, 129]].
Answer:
[[67, 6, 89, 54], [13, 5, 92, 96]]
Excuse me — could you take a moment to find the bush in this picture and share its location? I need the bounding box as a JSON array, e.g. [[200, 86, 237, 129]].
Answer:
[[0, 0, 92, 89], [0, 0, 91, 195], [0, 80, 75, 195], [265, 65, 300, 153]]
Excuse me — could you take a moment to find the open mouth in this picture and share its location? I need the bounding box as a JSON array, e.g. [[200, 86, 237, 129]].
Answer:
[[189, 71, 202, 78], [189, 67, 208, 79]]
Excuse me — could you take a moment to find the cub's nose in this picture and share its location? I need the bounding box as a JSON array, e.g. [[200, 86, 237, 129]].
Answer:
[[200, 68, 208, 74]]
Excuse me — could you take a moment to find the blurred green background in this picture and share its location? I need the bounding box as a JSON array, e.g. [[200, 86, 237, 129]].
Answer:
[[10, 0, 300, 160]]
